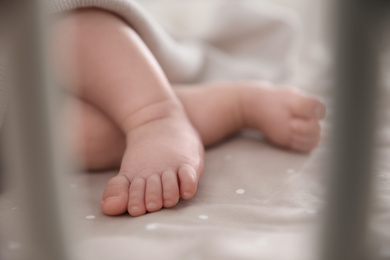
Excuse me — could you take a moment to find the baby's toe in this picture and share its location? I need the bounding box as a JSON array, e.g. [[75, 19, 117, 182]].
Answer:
[[162, 170, 180, 208], [291, 134, 320, 152], [145, 174, 163, 212], [290, 119, 321, 137], [178, 164, 198, 200], [288, 90, 325, 119], [128, 177, 147, 217], [101, 175, 130, 216]]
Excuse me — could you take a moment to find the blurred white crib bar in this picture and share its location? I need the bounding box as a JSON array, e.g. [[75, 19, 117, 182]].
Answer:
[[319, 1, 389, 260], [1, 1, 70, 259]]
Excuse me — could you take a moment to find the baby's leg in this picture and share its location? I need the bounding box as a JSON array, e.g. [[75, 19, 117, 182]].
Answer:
[[69, 83, 325, 171], [179, 83, 325, 151], [64, 98, 125, 171], [53, 9, 204, 216]]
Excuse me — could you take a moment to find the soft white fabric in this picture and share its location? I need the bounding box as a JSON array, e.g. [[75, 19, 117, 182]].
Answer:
[[0, 0, 328, 127], [47, 0, 326, 86], [48, 0, 205, 84]]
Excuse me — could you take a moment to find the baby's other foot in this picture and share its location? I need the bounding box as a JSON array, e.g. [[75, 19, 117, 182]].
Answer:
[[241, 85, 325, 152], [100, 106, 204, 216]]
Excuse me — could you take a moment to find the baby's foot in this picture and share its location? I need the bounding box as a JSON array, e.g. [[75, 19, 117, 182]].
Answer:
[[241, 85, 325, 152], [100, 102, 204, 216]]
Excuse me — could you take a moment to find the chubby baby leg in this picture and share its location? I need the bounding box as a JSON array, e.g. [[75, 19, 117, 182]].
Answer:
[[63, 97, 125, 171], [68, 83, 325, 172], [53, 9, 204, 216]]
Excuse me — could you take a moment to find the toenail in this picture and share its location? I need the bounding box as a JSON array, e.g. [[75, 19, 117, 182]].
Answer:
[[147, 202, 157, 209], [183, 192, 192, 198], [102, 196, 118, 204], [130, 206, 139, 211], [315, 105, 325, 119], [164, 200, 172, 206]]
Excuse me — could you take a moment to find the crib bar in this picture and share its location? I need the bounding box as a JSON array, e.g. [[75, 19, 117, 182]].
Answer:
[[4, 1, 69, 259], [319, 1, 384, 260]]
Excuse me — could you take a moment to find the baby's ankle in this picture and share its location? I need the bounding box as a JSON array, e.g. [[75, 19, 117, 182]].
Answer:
[[237, 84, 258, 129], [237, 83, 274, 129], [121, 98, 185, 133]]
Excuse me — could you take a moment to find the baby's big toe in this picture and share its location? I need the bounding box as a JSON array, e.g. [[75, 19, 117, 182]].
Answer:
[[101, 175, 130, 215], [288, 89, 326, 119], [290, 119, 321, 137], [289, 116, 321, 150], [291, 133, 321, 152], [290, 118, 321, 151]]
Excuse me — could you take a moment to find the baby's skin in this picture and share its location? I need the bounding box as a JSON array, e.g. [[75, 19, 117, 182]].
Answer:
[[54, 9, 325, 217]]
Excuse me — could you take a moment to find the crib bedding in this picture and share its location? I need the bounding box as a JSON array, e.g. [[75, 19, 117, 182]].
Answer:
[[0, 129, 389, 260], [64, 136, 390, 260], [43, 136, 329, 260], [1, 0, 390, 259]]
